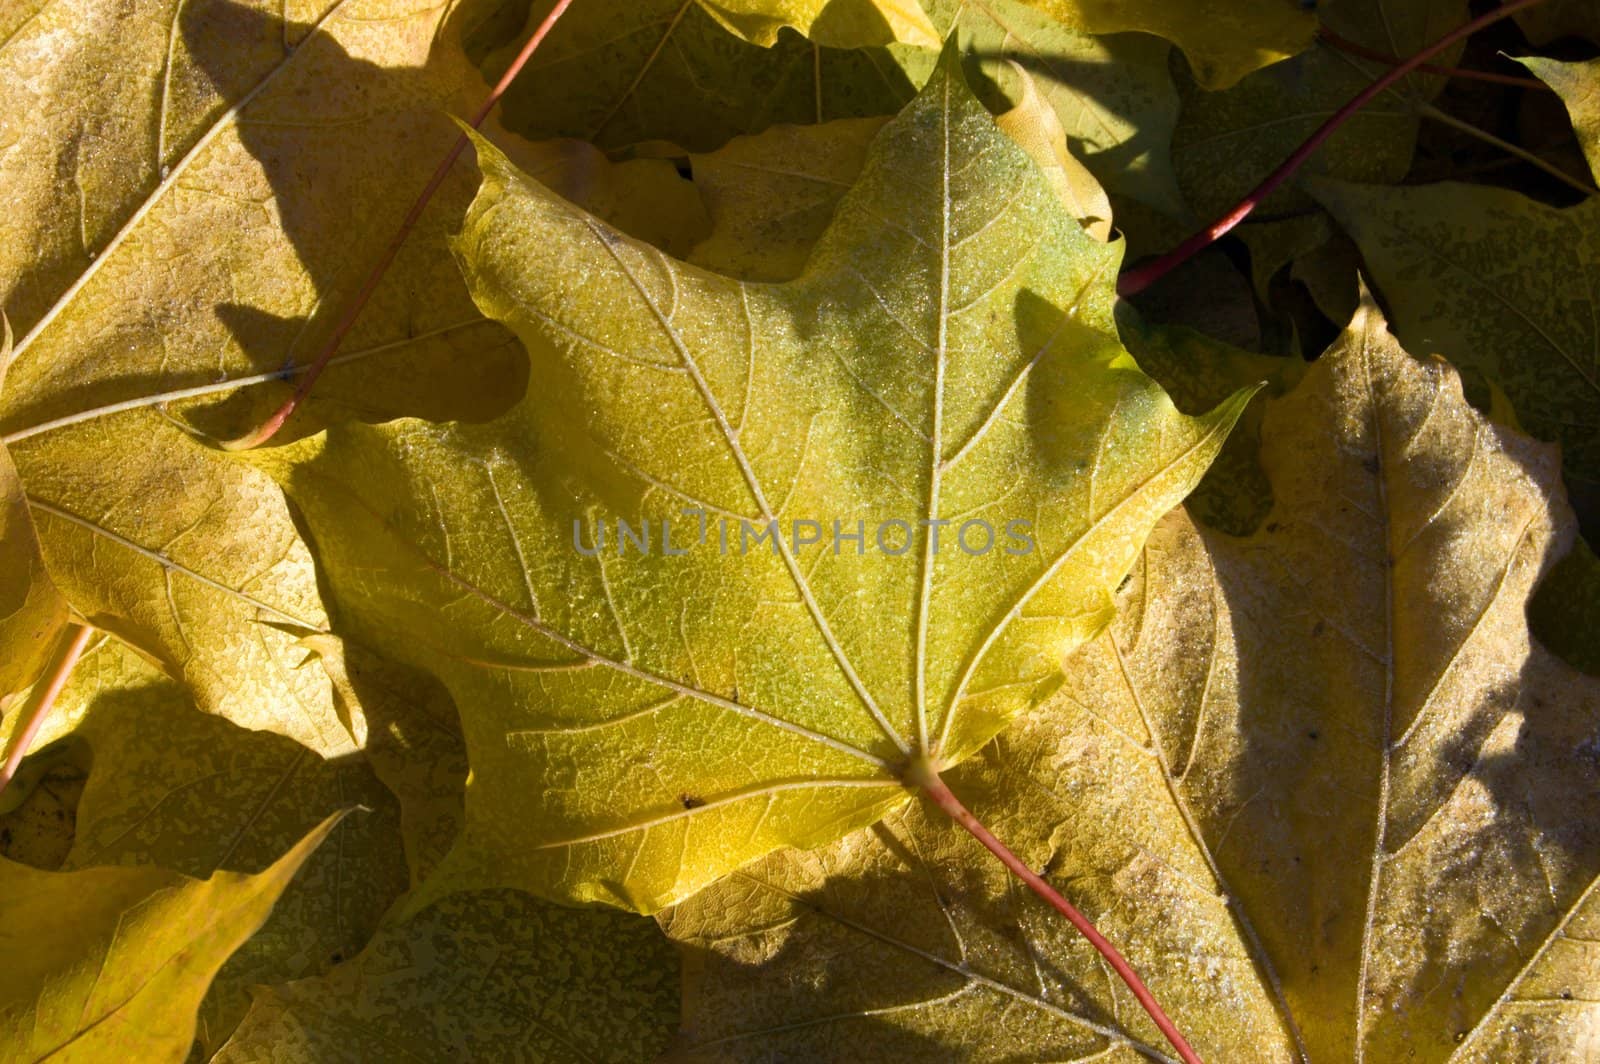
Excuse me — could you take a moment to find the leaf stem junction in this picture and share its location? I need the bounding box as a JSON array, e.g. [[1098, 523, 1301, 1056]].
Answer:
[[907, 753, 1205, 1064]]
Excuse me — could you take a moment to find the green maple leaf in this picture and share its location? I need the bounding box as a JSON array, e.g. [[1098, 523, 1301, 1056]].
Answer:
[[683, 102, 1296, 536], [665, 294, 1600, 1062], [263, 49, 1249, 914]]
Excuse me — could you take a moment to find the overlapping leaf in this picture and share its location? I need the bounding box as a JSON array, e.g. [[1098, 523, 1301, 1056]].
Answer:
[[264, 50, 1248, 914], [0, 0, 535, 754], [485, 0, 1184, 220], [994, 65, 1113, 242], [665, 294, 1600, 1062], [1173, 0, 1466, 224], [1309, 56, 1600, 516], [1518, 56, 1600, 178], [45, 641, 410, 1053], [1023, 0, 1317, 91], [3, 0, 1592, 1057], [483, 0, 920, 152], [687, 117, 889, 281], [0, 814, 340, 1062], [0, 319, 67, 705], [909, 0, 1185, 216], [685, 102, 1296, 536]]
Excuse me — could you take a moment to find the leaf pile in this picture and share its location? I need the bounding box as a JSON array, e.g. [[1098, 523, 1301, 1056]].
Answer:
[[2, 1, 1599, 1060]]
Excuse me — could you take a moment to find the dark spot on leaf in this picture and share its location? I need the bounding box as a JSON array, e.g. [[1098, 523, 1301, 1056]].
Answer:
[[680, 794, 705, 810], [1312, 620, 1326, 637], [1307, 730, 1320, 741], [1562, 989, 1573, 1000], [330, 951, 343, 963]]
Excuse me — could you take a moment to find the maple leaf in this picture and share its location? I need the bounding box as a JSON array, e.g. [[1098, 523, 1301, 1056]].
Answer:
[[1517, 56, 1600, 180], [0, 316, 66, 704], [663, 293, 1600, 1061], [994, 64, 1114, 243], [0, 0, 536, 755], [1, 616, 681, 1060], [44, 639, 412, 1053], [0, 813, 342, 1061], [486, 0, 1185, 221], [6, 0, 1592, 1056], [682, 102, 1298, 536], [1308, 54, 1600, 524], [683, 48, 1133, 283], [261, 49, 1249, 914], [313, 638, 471, 886]]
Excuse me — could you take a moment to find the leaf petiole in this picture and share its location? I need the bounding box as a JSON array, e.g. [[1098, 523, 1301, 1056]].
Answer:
[[908, 754, 1205, 1064], [1117, 0, 1550, 298], [0, 623, 94, 800], [1316, 26, 1550, 91], [227, 0, 578, 451]]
